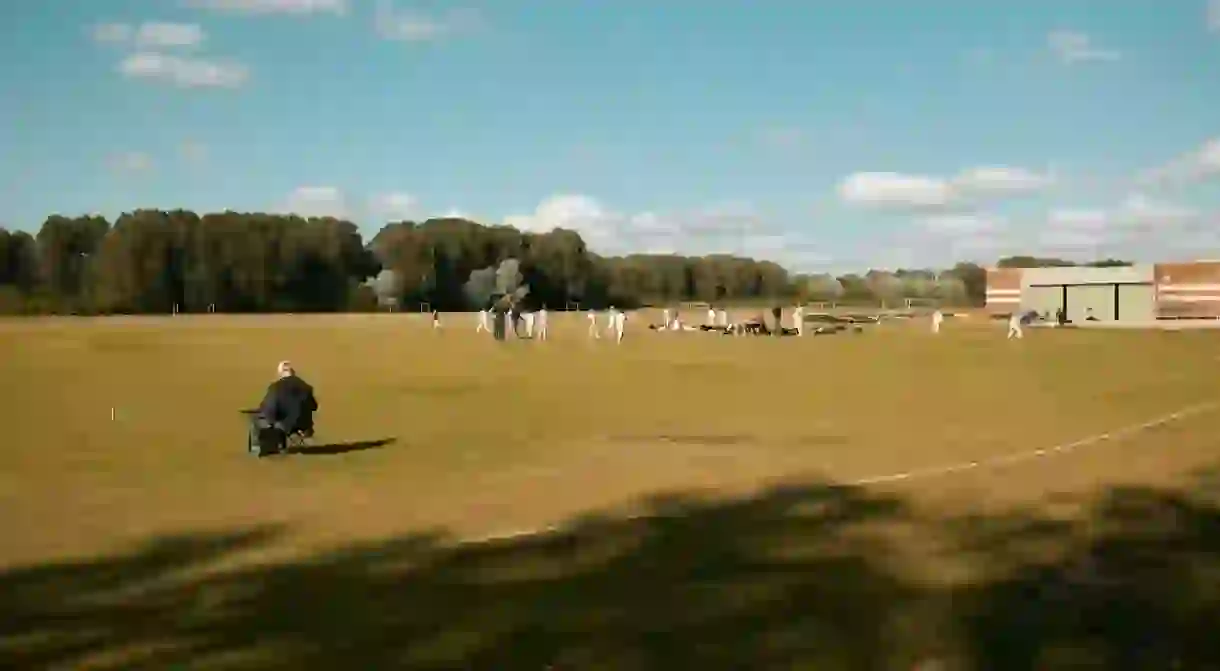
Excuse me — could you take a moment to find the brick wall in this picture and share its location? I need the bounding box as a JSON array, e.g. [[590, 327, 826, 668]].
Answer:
[[1155, 262, 1220, 319], [985, 268, 1022, 314]]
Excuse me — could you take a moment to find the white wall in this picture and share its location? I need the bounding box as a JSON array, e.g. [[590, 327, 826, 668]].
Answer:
[[1021, 265, 1154, 287]]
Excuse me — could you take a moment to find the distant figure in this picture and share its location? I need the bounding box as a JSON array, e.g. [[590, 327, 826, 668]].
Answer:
[[476, 309, 490, 333], [1056, 307, 1067, 326], [587, 311, 600, 339], [432, 309, 441, 329], [792, 305, 805, 336], [523, 311, 536, 337], [537, 308, 549, 340], [707, 307, 716, 326], [1007, 312, 1024, 340], [605, 306, 619, 334], [248, 360, 318, 457], [663, 308, 671, 330], [931, 309, 943, 334], [613, 309, 627, 343]]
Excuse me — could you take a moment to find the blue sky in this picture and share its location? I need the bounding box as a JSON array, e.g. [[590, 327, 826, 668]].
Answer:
[[1, 0, 1218, 271]]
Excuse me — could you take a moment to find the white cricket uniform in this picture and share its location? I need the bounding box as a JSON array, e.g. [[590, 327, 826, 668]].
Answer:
[[793, 306, 804, 335], [587, 312, 600, 338], [707, 308, 716, 326], [1007, 313, 1023, 339], [613, 310, 626, 343], [476, 310, 490, 333], [931, 310, 943, 334], [537, 309, 548, 340], [523, 311, 535, 337], [663, 309, 671, 330]]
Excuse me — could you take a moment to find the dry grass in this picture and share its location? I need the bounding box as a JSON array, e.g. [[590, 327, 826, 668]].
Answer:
[[2, 312, 1219, 568], [7, 312, 1220, 668]]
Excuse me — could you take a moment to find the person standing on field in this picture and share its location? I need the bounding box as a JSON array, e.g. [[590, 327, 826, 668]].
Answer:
[[476, 309, 490, 333], [793, 304, 805, 336], [1007, 311, 1023, 339], [613, 308, 627, 343], [537, 307, 549, 340], [931, 309, 943, 334], [587, 310, 600, 339]]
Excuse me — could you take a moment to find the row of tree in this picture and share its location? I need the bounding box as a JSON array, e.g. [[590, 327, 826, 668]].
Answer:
[[0, 210, 1127, 315]]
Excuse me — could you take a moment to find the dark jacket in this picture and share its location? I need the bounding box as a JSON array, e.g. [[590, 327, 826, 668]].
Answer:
[[259, 375, 318, 433]]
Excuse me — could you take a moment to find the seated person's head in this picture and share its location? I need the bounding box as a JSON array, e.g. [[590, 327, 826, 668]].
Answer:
[[277, 360, 294, 378]]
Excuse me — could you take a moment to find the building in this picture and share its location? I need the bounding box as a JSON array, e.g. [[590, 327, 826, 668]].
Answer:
[[985, 262, 1220, 322]]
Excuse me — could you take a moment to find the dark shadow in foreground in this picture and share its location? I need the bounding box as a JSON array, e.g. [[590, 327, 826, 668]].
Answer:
[[4, 472, 1220, 670], [290, 437, 396, 456]]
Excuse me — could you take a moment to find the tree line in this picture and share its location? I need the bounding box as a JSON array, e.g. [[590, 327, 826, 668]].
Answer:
[[0, 210, 1127, 315]]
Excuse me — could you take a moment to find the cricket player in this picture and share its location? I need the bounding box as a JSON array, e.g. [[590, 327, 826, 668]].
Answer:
[[606, 306, 618, 334], [612, 308, 627, 343], [536, 308, 549, 340], [931, 309, 943, 334], [663, 308, 672, 330], [476, 309, 490, 333], [792, 305, 804, 336], [587, 310, 600, 339], [707, 307, 716, 326], [1007, 311, 1023, 339], [523, 311, 535, 337], [432, 310, 441, 329]]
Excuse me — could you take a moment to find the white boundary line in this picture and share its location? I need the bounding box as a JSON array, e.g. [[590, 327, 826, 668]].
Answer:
[[458, 400, 1220, 547]]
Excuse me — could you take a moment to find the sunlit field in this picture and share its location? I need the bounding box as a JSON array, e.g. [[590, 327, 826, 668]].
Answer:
[[3, 312, 1220, 668]]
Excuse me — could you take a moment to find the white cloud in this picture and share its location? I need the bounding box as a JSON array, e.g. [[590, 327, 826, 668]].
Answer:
[[501, 194, 781, 258], [1047, 194, 1198, 234], [1048, 208, 1110, 231], [1117, 193, 1199, 227], [952, 166, 1052, 195], [839, 166, 1051, 210], [368, 192, 421, 220], [119, 52, 249, 88], [106, 151, 154, 173], [185, 0, 347, 15], [1143, 137, 1220, 186], [1037, 193, 1204, 257], [1047, 30, 1121, 64], [1209, 0, 1220, 32], [839, 173, 955, 209], [375, 2, 484, 41], [921, 213, 1002, 235], [91, 22, 205, 48], [281, 186, 348, 218]]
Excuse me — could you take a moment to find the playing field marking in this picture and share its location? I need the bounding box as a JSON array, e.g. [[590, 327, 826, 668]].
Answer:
[[460, 399, 1220, 546]]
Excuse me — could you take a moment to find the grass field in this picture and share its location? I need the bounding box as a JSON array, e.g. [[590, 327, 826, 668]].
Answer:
[[3, 312, 1220, 668]]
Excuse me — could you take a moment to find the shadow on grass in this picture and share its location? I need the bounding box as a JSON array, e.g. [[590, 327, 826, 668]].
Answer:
[[290, 437, 396, 457], [4, 473, 1220, 669]]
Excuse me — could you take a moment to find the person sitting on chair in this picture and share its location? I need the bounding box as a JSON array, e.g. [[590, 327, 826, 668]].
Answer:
[[248, 360, 318, 457]]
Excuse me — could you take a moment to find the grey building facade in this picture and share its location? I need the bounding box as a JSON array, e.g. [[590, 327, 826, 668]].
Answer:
[[1019, 265, 1156, 323]]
